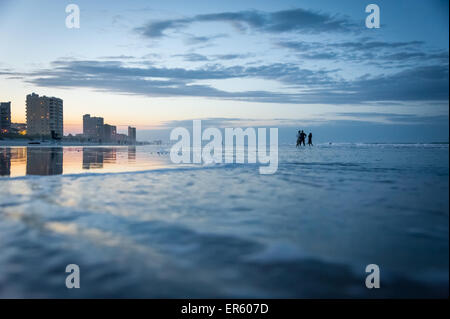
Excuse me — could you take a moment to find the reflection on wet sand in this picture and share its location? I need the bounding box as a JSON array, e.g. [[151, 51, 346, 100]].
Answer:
[[83, 148, 103, 169], [128, 146, 136, 162], [82, 147, 117, 169], [1, 147, 27, 176], [27, 147, 63, 176], [0, 146, 171, 177], [0, 148, 11, 176]]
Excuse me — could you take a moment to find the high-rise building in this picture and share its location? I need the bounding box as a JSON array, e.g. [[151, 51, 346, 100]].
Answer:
[[128, 126, 136, 144], [0, 102, 11, 134], [26, 93, 63, 138], [83, 114, 104, 141], [103, 124, 117, 143]]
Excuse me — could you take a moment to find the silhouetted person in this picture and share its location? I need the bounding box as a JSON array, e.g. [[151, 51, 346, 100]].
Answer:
[[308, 133, 313, 146], [296, 130, 306, 147]]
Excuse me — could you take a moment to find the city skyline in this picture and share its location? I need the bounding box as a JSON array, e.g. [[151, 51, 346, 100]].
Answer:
[[0, 0, 448, 143], [1, 92, 137, 142]]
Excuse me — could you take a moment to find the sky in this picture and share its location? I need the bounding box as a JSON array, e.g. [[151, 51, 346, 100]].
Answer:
[[0, 0, 448, 142]]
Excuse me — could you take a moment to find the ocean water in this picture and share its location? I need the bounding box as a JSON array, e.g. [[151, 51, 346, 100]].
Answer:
[[0, 144, 448, 298]]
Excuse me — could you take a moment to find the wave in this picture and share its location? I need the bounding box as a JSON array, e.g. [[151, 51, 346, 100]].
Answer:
[[0, 161, 252, 181]]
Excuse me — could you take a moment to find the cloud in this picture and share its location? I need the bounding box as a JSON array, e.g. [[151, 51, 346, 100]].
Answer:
[[159, 113, 450, 129], [278, 38, 448, 67], [14, 58, 448, 105], [174, 53, 253, 62], [135, 8, 355, 39], [27, 59, 336, 85], [346, 65, 449, 102], [333, 112, 450, 125], [334, 40, 424, 50], [173, 53, 209, 62], [278, 39, 426, 53], [184, 33, 228, 45], [98, 55, 136, 60], [213, 53, 253, 60], [23, 60, 307, 103], [0, 68, 26, 77], [298, 52, 340, 60]]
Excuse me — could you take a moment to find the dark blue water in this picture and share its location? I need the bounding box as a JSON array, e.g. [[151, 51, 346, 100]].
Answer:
[[0, 144, 448, 297]]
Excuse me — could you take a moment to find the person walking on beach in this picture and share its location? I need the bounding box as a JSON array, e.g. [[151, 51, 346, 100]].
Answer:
[[308, 132, 313, 146]]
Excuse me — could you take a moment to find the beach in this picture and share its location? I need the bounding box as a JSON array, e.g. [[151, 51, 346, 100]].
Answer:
[[0, 143, 448, 298]]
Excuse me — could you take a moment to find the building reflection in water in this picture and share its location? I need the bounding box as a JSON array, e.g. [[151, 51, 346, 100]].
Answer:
[[26, 147, 63, 176], [0, 148, 11, 176], [82, 147, 103, 169], [128, 146, 136, 162], [103, 148, 117, 164], [0, 147, 27, 176], [82, 147, 117, 169], [0, 146, 169, 177]]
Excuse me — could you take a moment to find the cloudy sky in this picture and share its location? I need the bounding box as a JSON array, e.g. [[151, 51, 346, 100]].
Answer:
[[0, 0, 448, 142]]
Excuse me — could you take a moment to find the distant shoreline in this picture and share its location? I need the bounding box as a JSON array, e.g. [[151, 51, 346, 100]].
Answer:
[[0, 139, 447, 147]]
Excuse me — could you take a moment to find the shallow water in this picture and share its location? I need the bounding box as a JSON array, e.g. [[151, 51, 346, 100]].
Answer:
[[0, 146, 174, 177], [0, 144, 448, 297]]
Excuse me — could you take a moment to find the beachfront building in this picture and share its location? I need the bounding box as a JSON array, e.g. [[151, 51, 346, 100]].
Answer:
[[83, 114, 104, 141], [82, 114, 136, 144], [103, 124, 117, 143], [0, 102, 11, 134], [128, 126, 136, 144], [115, 133, 128, 144], [26, 93, 63, 138]]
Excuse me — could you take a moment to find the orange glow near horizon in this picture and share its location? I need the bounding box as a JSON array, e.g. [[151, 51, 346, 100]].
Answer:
[[2, 85, 175, 134]]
